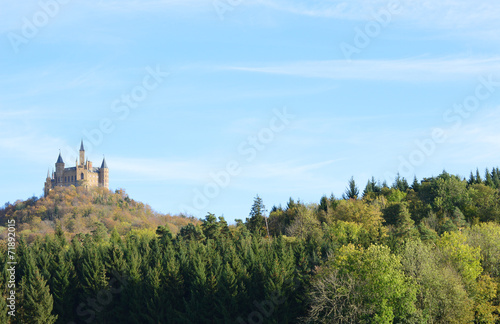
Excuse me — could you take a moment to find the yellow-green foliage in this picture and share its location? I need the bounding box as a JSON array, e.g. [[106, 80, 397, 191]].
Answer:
[[438, 231, 483, 287]]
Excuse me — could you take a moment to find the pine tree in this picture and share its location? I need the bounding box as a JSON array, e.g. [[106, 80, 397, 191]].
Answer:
[[77, 243, 108, 323], [343, 177, 359, 200], [318, 196, 328, 213], [485, 168, 494, 187], [54, 222, 67, 246], [246, 195, 267, 236], [18, 253, 58, 324], [162, 243, 185, 322], [0, 292, 7, 324], [110, 227, 122, 245], [214, 261, 238, 321], [393, 173, 409, 192], [178, 223, 206, 242], [143, 259, 165, 323], [363, 179, 374, 197], [451, 207, 467, 228], [0, 261, 9, 324], [394, 203, 416, 239], [81, 244, 108, 296], [202, 213, 222, 240], [123, 245, 144, 324], [363, 177, 381, 196], [476, 168, 483, 184], [492, 168, 500, 188], [49, 250, 73, 323], [468, 171, 475, 186], [411, 175, 421, 191]]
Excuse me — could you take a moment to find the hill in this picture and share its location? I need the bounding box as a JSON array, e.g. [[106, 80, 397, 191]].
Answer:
[[0, 186, 198, 241], [1, 169, 500, 323]]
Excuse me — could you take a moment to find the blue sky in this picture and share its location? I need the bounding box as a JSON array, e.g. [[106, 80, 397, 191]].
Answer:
[[1, 0, 500, 223]]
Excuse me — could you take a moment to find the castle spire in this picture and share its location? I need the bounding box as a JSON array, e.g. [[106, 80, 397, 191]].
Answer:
[[101, 156, 108, 169], [79, 141, 85, 165], [56, 152, 64, 164], [47, 169, 51, 179]]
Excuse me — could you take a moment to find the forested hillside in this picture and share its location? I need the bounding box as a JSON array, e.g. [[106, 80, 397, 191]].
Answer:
[[0, 186, 199, 241], [1, 168, 500, 323]]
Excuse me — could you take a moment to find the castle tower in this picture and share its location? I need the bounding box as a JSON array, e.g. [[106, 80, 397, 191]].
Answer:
[[99, 157, 109, 188], [55, 152, 65, 185], [79, 140, 85, 166]]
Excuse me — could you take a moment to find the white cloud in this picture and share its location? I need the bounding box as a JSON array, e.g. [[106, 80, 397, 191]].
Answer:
[[110, 157, 211, 181], [427, 106, 500, 166], [257, 0, 500, 29], [222, 57, 500, 81], [241, 159, 344, 180], [0, 132, 68, 164]]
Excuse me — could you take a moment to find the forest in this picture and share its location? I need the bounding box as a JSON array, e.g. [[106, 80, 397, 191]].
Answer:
[[1, 168, 500, 323]]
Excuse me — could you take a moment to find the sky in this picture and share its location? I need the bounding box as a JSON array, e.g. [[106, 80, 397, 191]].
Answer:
[[1, 0, 500, 223]]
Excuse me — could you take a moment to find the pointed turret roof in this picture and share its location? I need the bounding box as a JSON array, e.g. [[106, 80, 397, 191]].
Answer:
[[80, 139, 85, 151], [101, 157, 108, 169], [47, 169, 51, 179], [56, 152, 64, 164]]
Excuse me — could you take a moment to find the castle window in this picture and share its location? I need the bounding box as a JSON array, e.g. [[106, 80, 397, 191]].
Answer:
[[81, 173, 84, 180], [65, 177, 67, 182]]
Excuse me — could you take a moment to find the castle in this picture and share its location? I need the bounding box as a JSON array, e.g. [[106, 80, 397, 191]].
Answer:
[[44, 140, 109, 197]]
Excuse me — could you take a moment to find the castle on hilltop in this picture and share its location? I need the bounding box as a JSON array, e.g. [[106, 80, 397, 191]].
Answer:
[[44, 140, 109, 197]]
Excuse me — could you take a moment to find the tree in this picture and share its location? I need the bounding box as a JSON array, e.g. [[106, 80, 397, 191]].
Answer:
[[285, 204, 320, 240], [246, 195, 267, 236], [468, 171, 475, 186], [464, 223, 500, 278], [91, 221, 108, 242], [304, 244, 417, 323], [178, 223, 206, 242], [476, 168, 483, 184], [343, 177, 359, 200], [468, 184, 500, 223], [392, 173, 409, 192], [49, 250, 73, 323], [492, 168, 500, 188], [451, 207, 467, 228], [411, 176, 421, 192], [363, 177, 380, 197], [433, 175, 471, 216], [318, 196, 329, 213], [400, 240, 474, 323], [18, 252, 58, 324], [485, 168, 494, 187], [384, 203, 417, 244], [201, 213, 220, 240], [438, 231, 483, 289], [110, 227, 123, 245]]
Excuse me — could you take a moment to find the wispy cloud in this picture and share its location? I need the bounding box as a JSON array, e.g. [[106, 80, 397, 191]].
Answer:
[[256, 0, 500, 29], [0, 132, 69, 164], [222, 57, 500, 81], [255, 0, 382, 19], [111, 157, 212, 181], [242, 159, 344, 180], [86, 0, 213, 13], [111, 156, 343, 184]]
